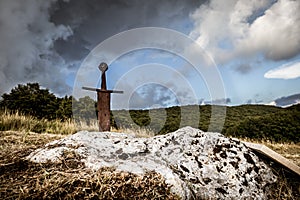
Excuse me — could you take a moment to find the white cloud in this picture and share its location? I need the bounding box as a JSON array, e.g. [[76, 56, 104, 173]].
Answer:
[[238, 0, 300, 60], [264, 62, 300, 79], [189, 0, 300, 64]]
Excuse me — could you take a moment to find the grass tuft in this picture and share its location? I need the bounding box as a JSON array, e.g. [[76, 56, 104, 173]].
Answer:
[[111, 126, 155, 138], [0, 110, 77, 134]]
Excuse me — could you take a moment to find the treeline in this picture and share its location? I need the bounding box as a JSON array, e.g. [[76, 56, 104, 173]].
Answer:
[[0, 83, 96, 121], [0, 83, 71, 120], [114, 104, 300, 143], [1, 83, 299, 143], [225, 105, 300, 142]]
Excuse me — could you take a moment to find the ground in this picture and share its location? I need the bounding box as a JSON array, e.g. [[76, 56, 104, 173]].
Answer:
[[0, 131, 299, 199]]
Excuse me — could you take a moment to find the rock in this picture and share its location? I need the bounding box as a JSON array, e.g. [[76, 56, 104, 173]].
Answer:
[[27, 126, 277, 199]]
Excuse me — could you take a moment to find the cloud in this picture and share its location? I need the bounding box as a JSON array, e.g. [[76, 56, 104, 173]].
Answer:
[[274, 93, 300, 107], [235, 63, 253, 74], [246, 99, 252, 104], [189, 0, 300, 66], [245, 98, 264, 104], [51, 0, 203, 63], [0, 0, 205, 96], [0, 0, 73, 95], [129, 84, 179, 109], [204, 98, 231, 105], [110, 63, 199, 110], [264, 61, 300, 79]]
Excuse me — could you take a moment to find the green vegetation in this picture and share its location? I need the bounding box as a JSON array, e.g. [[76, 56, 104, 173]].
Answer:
[[225, 106, 300, 142], [1, 83, 300, 143], [114, 104, 300, 143], [0, 83, 72, 120]]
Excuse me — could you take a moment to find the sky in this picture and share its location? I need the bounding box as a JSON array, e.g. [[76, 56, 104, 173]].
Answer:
[[0, 0, 300, 109]]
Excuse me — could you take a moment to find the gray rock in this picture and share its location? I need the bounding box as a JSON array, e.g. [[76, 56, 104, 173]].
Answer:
[[27, 126, 277, 199]]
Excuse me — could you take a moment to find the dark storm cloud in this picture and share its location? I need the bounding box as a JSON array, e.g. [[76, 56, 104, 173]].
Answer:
[[51, 0, 203, 64], [0, 0, 204, 96]]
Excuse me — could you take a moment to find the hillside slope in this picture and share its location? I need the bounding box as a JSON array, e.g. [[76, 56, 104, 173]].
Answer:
[[112, 104, 299, 142]]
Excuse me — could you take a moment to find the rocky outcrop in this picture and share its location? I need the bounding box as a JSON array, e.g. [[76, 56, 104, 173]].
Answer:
[[27, 127, 277, 199]]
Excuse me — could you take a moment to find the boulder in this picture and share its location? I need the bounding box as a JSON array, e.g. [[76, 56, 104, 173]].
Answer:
[[27, 126, 277, 199]]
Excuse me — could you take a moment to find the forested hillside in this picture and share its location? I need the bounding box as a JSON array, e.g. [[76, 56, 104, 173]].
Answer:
[[1, 83, 299, 142], [113, 104, 299, 142]]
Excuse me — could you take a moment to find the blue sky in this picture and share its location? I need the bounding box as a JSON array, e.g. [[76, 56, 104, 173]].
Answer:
[[0, 0, 300, 109]]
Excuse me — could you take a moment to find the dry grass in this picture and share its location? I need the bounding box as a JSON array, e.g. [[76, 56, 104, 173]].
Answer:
[[0, 131, 179, 200], [0, 111, 156, 136], [0, 131, 65, 166], [111, 127, 155, 138], [0, 110, 156, 137], [265, 143, 300, 167], [0, 111, 299, 199], [240, 138, 300, 166], [1, 162, 178, 200], [75, 119, 99, 132], [0, 110, 77, 135]]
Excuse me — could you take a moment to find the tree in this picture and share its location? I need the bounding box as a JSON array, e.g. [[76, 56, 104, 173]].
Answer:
[[0, 83, 59, 119], [72, 96, 97, 121], [56, 95, 73, 120]]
